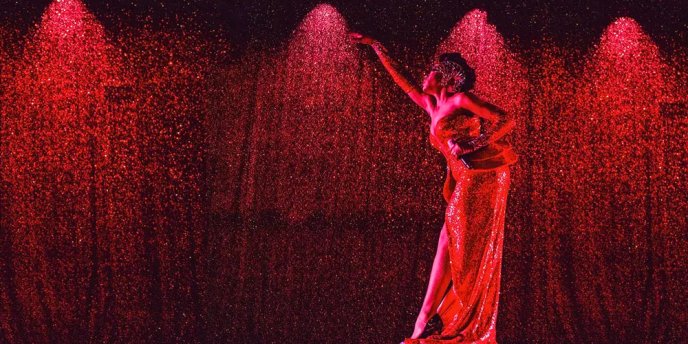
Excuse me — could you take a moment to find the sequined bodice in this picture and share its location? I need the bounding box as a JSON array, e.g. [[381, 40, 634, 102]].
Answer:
[[429, 111, 481, 177], [429, 112, 481, 149], [429, 109, 518, 175]]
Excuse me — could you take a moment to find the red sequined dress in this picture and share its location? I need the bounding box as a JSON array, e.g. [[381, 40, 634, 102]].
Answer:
[[404, 109, 517, 344]]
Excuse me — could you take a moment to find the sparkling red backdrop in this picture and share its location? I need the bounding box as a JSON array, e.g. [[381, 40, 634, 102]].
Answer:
[[0, 1, 686, 343]]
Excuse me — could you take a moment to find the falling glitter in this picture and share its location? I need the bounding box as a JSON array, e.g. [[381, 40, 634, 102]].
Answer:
[[0, 0, 224, 342], [1, 0, 125, 342], [435, 9, 528, 120]]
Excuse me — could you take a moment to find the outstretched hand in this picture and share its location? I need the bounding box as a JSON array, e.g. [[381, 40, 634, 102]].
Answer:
[[348, 32, 376, 45]]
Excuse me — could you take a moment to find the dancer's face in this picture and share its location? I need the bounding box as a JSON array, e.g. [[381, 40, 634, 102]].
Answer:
[[422, 69, 442, 93]]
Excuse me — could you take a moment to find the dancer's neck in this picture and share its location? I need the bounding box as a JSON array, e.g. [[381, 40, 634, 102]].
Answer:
[[430, 88, 455, 106]]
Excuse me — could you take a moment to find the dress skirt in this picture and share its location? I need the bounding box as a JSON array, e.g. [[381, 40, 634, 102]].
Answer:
[[404, 164, 511, 344]]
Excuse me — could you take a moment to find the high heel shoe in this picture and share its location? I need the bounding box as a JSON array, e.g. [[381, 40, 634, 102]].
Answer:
[[419, 313, 443, 338]]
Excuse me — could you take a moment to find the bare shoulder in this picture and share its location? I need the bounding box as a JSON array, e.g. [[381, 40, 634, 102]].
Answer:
[[439, 92, 464, 116], [453, 92, 506, 121], [452, 91, 480, 108]]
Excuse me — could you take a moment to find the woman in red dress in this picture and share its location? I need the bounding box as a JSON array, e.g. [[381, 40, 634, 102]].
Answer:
[[350, 33, 518, 344]]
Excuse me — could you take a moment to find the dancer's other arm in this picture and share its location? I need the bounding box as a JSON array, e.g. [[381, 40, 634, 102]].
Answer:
[[349, 32, 428, 110], [448, 92, 516, 156], [410, 222, 452, 339]]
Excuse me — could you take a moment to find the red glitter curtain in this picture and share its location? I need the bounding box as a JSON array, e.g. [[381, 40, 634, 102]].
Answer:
[[1, 2, 687, 344], [211, 7, 688, 344]]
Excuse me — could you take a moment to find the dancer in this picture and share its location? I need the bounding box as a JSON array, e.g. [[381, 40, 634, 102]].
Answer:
[[350, 32, 518, 344]]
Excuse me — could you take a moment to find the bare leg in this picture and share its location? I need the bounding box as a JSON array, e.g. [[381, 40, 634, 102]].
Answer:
[[409, 221, 453, 339]]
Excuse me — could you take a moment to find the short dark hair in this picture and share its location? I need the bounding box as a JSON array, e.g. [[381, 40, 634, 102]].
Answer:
[[438, 52, 476, 92]]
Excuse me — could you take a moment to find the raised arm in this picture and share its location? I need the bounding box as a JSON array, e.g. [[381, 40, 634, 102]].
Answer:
[[349, 33, 428, 110], [448, 92, 516, 156]]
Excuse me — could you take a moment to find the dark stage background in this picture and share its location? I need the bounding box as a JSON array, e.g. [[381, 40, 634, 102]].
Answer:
[[1, 1, 687, 343]]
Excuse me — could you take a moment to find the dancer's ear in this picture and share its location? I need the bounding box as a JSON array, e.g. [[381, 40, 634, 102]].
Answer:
[[447, 79, 458, 94]]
